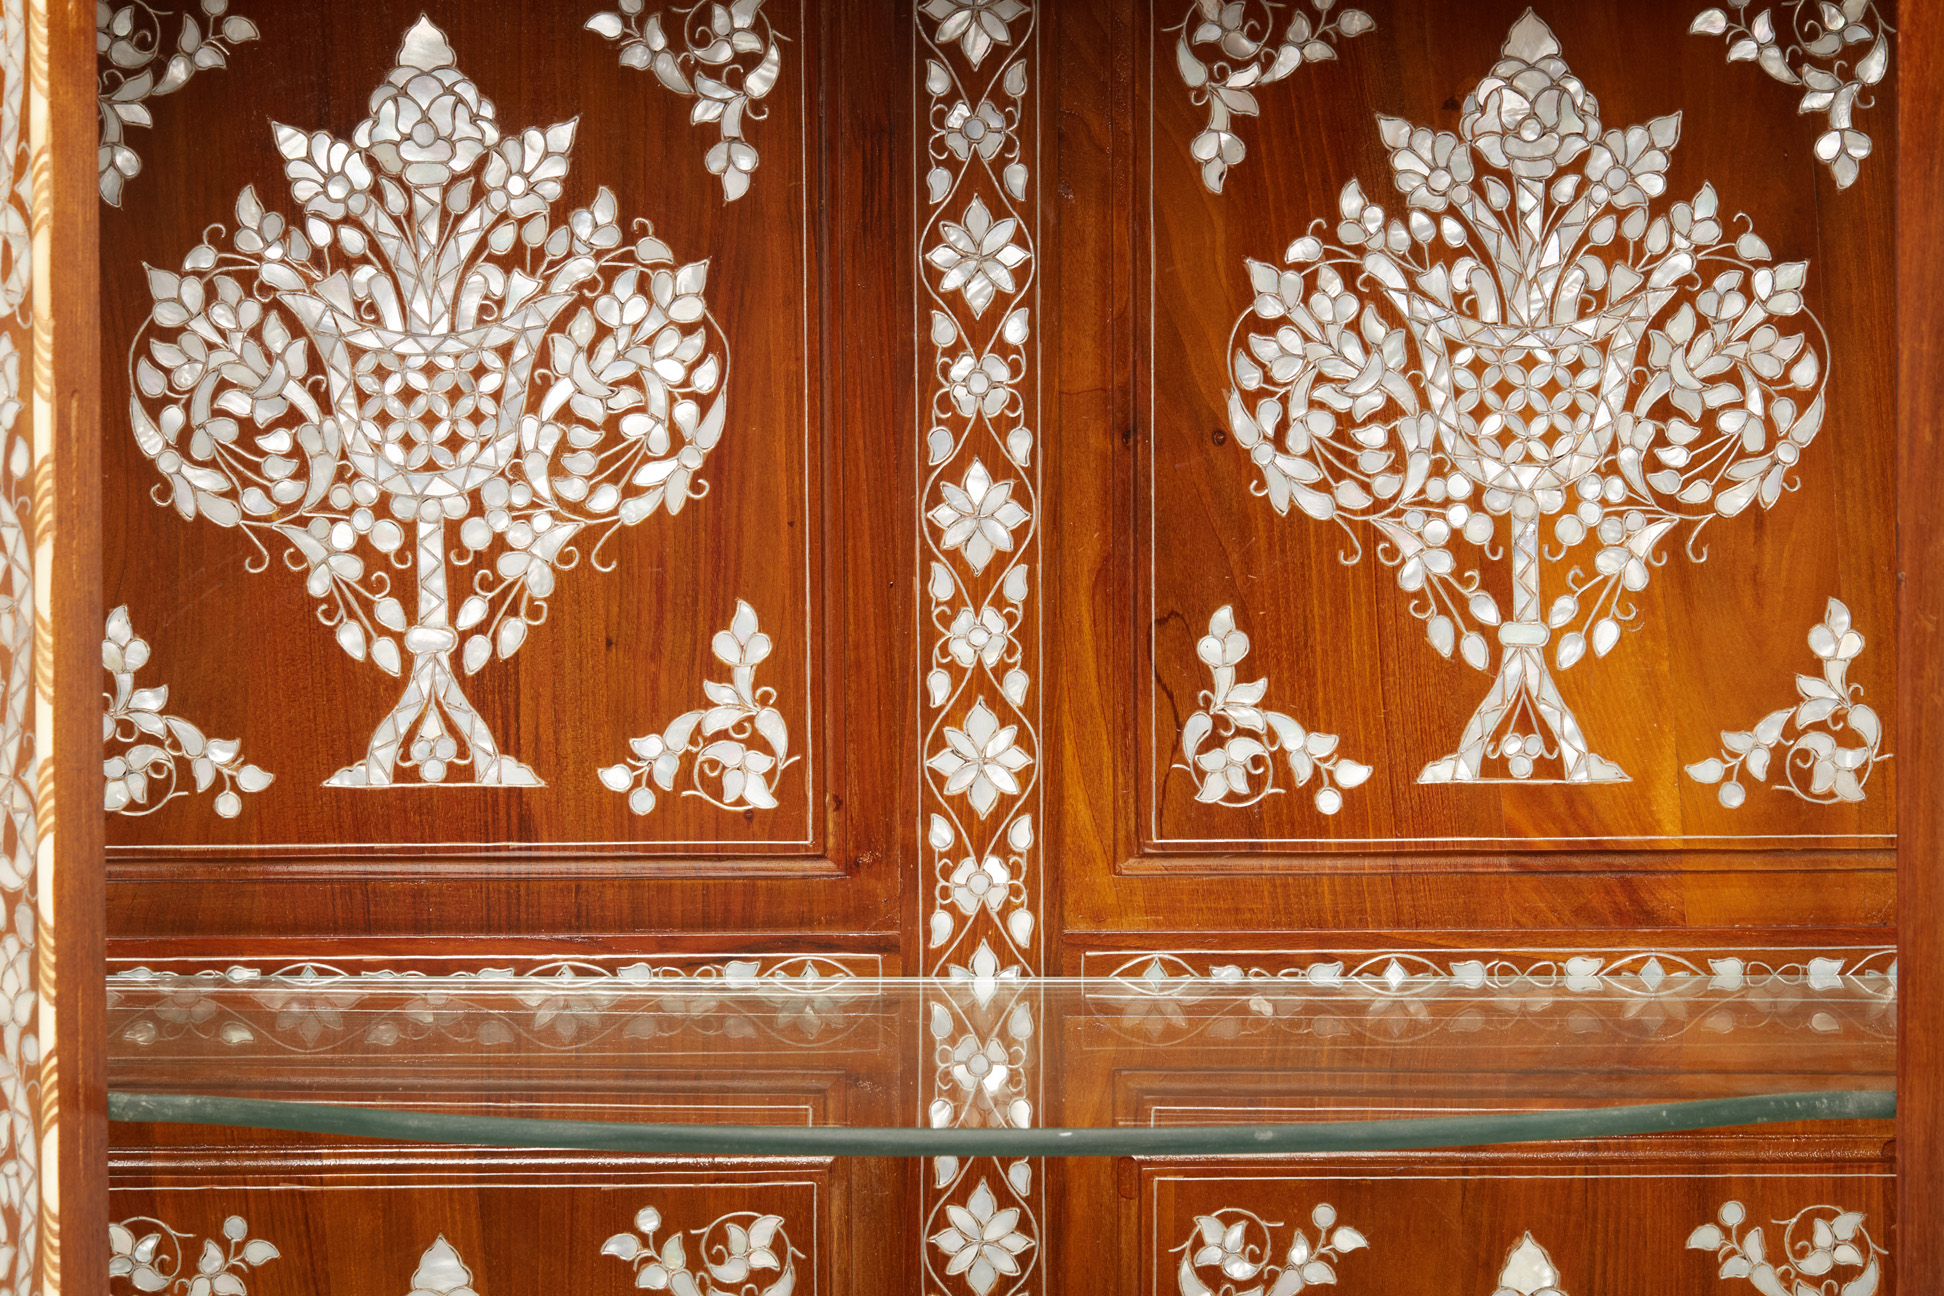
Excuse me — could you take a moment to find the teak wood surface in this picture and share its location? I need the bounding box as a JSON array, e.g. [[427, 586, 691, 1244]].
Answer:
[[72, 0, 1939, 1289]]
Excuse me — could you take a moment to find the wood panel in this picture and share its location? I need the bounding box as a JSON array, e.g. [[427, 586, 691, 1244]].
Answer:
[[1132, 1144, 1895, 1296], [108, 1136, 912, 1295]]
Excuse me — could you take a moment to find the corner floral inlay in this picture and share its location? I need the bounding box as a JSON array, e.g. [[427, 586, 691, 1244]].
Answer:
[[600, 599, 796, 814], [1177, 605, 1369, 812], [1168, 0, 1374, 193], [603, 1204, 803, 1296], [586, 0, 785, 201], [1220, 10, 1830, 785], [1173, 1202, 1368, 1296], [104, 605, 272, 817], [1686, 597, 1884, 806], [1687, 1199, 1885, 1295], [110, 1214, 281, 1295], [1691, 2, 1890, 189], [98, 1, 261, 205], [127, 17, 732, 787]]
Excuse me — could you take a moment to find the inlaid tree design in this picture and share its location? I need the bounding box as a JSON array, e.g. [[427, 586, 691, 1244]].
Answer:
[[126, 18, 730, 787], [1221, 11, 1830, 783]]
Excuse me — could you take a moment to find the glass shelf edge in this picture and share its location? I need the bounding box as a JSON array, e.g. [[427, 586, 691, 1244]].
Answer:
[[107, 1089, 1895, 1158]]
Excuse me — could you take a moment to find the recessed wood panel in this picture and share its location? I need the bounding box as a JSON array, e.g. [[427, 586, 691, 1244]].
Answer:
[[1129, 1, 1894, 853], [101, 0, 844, 862]]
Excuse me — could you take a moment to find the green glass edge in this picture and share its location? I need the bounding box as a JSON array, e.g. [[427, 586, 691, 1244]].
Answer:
[[108, 1089, 1894, 1156]]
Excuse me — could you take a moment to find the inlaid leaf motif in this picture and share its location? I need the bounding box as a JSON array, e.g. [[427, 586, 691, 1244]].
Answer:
[[109, 1215, 280, 1295], [97, 1, 262, 205], [1685, 598, 1884, 806], [602, 600, 798, 814], [602, 1205, 803, 1296], [586, 0, 786, 201]]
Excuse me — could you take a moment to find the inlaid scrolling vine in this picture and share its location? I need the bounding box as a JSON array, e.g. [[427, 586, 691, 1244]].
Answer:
[[919, 0, 1044, 1291], [104, 605, 273, 818], [1219, 11, 1832, 784], [603, 1204, 804, 1296], [127, 17, 733, 788], [109, 1214, 281, 1296], [1167, 0, 1374, 194], [586, 0, 785, 202], [1686, 597, 1884, 807], [1173, 1202, 1369, 1296], [98, 1, 261, 206], [1686, 1199, 1886, 1296], [1176, 605, 1370, 813], [1690, 2, 1891, 190], [600, 599, 796, 814]]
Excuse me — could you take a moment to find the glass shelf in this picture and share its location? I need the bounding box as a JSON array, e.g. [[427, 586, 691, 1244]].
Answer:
[[106, 963, 1895, 1156]]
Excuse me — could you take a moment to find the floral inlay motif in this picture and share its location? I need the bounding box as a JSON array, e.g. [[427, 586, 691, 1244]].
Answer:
[[406, 1238, 476, 1296], [586, 0, 785, 201], [600, 599, 796, 814], [922, 0, 1028, 70], [930, 1177, 1035, 1296], [1177, 605, 1370, 812], [98, 1, 261, 205], [1686, 597, 1884, 806], [126, 18, 732, 788], [1173, 1202, 1368, 1296], [1168, 0, 1374, 193], [929, 197, 1031, 319], [104, 605, 272, 817], [603, 1204, 803, 1296], [1691, 2, 1890, 190], [1687, 1199, 1886, 1295], [110, 1214, 281, 1295], [928, 698, 1034, 819], [1220, 11, 1830, 784]]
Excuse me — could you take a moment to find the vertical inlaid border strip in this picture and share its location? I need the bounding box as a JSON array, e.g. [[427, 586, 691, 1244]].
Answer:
[[916, 1, 1044, 1292], [0, 0, 44, 1290]]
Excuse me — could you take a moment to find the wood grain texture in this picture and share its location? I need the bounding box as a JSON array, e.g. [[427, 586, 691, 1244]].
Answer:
[[1897, 0, 1940, 1279], [50, 1, 107, 1293]]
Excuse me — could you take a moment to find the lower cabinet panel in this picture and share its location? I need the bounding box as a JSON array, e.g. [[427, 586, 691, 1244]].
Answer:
[[108, 1131, 910, 1295], [1120, 1139, 1895, 1296], [111, 1129, 1894, 1294]]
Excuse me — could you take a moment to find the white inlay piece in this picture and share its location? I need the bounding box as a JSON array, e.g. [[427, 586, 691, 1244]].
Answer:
[[1691, 2, 1891, 189], [1687, 1199, 1886, 1294], [104, 605, 273, 817], [110, 1215, 281, 1295], [1493, 1233, 1569, 1295], [1686, 597, 1885, 806], [1173, 1202, 1369, 1296], [126, 18, 731, 788], [601, 599, 796, 814], [1167, 0, 1374, 193], [586, 0, 785, 201], [1220, 11, 1830, 785], [98, 2, 262, 205]]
